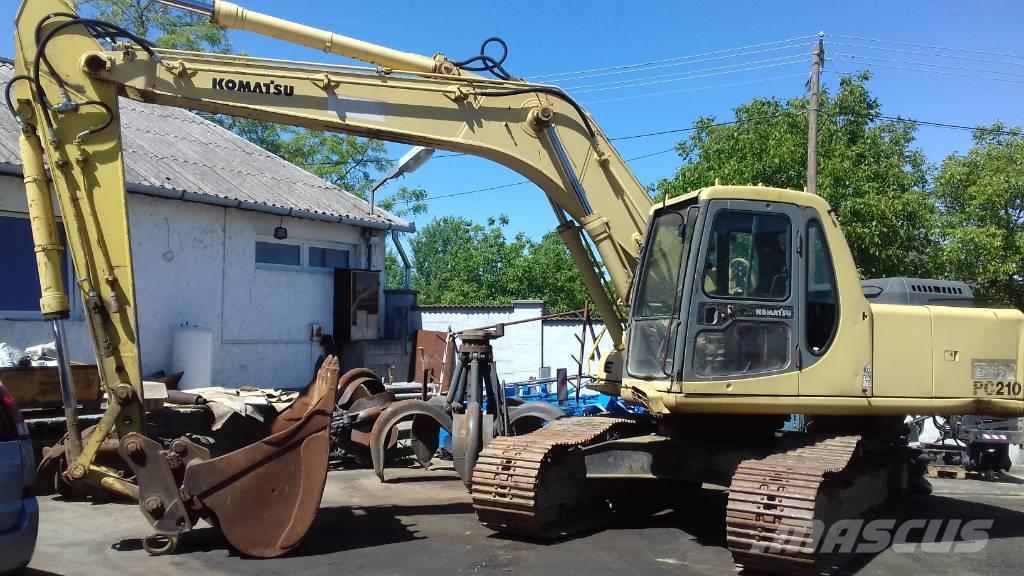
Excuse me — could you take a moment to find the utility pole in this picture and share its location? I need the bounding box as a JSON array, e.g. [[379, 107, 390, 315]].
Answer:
[[806, 32, 824, 195]]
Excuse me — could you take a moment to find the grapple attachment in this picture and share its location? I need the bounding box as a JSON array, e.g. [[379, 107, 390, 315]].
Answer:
[[121, 356, 339, 557]]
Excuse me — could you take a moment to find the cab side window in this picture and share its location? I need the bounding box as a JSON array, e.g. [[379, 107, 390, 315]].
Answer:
[[806, 220, 839, 354]]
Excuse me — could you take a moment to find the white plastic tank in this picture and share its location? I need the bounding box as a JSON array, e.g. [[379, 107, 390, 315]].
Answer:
[[172, 327, 213, 390]]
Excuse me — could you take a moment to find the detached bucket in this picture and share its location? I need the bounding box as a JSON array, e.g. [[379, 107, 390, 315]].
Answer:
[[179, 356, 339, 557], [119, 354, 342, 557]]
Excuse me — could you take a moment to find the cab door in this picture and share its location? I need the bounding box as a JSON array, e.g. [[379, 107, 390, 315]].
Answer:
[[680, 200, 802, 395]]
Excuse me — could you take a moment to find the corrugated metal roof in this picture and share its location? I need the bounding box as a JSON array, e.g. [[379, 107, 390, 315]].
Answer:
[[0, 59, 412, 232]]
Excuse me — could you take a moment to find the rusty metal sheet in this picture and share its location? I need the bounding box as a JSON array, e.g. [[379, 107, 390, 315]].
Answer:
[[370, 398, 452, 481], [408, 330, 453, 389], [180, 356, 340, 558]]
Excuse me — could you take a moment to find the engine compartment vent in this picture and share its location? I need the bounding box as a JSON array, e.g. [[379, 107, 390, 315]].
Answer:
[[861, 277, 975, 307]]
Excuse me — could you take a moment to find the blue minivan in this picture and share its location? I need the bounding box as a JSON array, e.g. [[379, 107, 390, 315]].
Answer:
[[0, 383, 37, 574]]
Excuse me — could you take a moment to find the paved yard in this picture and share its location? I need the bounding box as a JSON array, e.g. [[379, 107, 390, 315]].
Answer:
[[25, 463, 1024, 576]]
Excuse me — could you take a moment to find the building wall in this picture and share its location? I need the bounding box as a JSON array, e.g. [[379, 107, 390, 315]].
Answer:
[[414, 301, 612, 385], [0, 174, 383, 389]]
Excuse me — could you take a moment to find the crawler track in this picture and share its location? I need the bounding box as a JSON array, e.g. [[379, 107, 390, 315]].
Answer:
[[726, 435, 863, 575], [471, 416, 634, 539]]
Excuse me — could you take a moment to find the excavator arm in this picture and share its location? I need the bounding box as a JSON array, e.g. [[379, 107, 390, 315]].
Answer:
[[8, 0, 652, 556]]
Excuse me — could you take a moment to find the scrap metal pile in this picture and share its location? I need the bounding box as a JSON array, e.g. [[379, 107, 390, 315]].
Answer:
[[34, 323, 587, 506]]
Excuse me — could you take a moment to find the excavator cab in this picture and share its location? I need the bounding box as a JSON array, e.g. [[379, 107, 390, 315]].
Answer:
[[623, 186, 1023, 420], [623, 186, 863, 405], [627, 190, 819, 386]]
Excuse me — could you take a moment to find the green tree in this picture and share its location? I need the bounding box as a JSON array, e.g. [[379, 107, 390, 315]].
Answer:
[[518, 231, 591, 314], [384, 251, 408, 290], [932, 124, 1024, 309], [405, 216, 589, 313], [409, 215, 524, 305], [76, 0, 230, 51], [656, 72, 936, 279]]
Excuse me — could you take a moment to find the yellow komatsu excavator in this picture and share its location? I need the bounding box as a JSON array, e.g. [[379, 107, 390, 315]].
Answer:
[[8, 0, 1024, 572]]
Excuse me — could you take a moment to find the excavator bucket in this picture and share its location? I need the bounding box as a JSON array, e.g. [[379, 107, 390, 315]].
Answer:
[[121, 357, 339, 558], [181, 356, 339, 557]]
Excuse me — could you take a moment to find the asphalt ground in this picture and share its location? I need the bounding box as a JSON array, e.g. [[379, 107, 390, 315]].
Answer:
[[24, 463, 1024, 576]]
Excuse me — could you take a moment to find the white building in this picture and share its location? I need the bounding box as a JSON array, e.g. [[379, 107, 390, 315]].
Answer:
[[0, 59, 412, 390], [416, 301, 612, 385]]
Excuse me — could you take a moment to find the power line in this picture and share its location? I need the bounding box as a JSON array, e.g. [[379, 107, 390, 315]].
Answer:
[[830, 34, 1024, 62], [397, 111, 1022, 205], [398, 180, 531, 204], [625, 147, 677, 161], [831, 41, 1024, 69], [874, 115, 1021, 136], [531, 35, 817, 80], [611, 112, 792, 141], [570, 55, 808, 93], [834, 53, 1024, 80], [299, 151, 464, 167], [573, 59, 802, 95], [582, 72, 808, 105], [396, 114, 794, 205], [834, 54, 1024, 85], [544, 42, 813, 84]]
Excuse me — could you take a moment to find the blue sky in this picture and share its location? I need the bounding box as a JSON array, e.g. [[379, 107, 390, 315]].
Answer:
[[5, 0, 1023, 239]]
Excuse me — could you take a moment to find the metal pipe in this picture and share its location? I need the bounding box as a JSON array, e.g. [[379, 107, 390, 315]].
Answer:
[[155, 0, 214, 15], [52, 319, 83, 459], [452, 359, 469, 407], [368, 176, 389, 216], [557, 222, 624, 346], [458, 311, 584, 335], [577, 303, 589, 405], [543, 127, 592, 215], [488, 362, 507, 436], [540, 135, 631, 326], [548, 198, 570, 226], [390, 231, 413, 290], [446, 360, 464, 405], [206, 1, 438, 73], [465, 356, 482, 482]]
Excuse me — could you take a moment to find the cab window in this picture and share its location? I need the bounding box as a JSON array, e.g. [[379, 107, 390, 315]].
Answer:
[[702, 211, 791, 301], [806, 220, 839, 354], [627, 206, 695, 378]]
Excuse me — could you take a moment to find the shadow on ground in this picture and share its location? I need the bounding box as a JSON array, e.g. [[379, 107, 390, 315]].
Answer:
[[485, 481, 1024, 576], [26, 569, 66, 576], [110, 501, 476, 558]]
